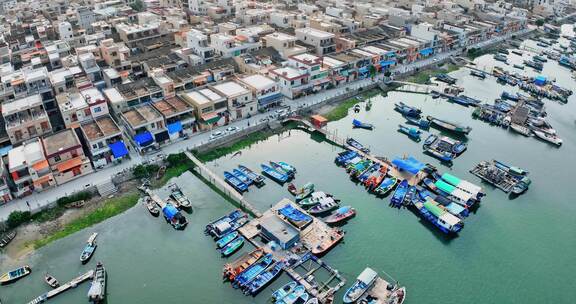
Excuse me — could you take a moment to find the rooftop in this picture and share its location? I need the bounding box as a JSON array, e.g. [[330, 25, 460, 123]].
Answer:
[[240, 74, 277, 90], [121, 104, 163, 128], [212, 81, 250, 98], [80, 115, 122, 142], [2, 94, 43, 116], [8, 138, 44, 171], [56, 92, 88, 112], [152, 96, 193, 117], [42, 129, 81, 156]]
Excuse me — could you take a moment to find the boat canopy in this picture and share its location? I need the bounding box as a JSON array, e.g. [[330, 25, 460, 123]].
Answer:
[[445, 203, 466, 216], [443, 172, 482, 196], [441, 173, 461, 186], [279, 204, 312, 223], [162, 204, 179, 220], [423, 199, 444, 217], [439, 213, 462, 227], [435, 180, 456, 194], [392, 156, 425, 174], [336, 206, 351, 214], [357, 267, 378, 284]]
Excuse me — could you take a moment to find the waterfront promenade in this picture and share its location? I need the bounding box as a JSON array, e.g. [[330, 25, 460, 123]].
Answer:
[[0, 28, 532, 221]]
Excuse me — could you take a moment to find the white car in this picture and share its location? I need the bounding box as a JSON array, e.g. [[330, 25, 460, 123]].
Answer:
[[225, 126, 239, 133], [209, 131, 226, 140]]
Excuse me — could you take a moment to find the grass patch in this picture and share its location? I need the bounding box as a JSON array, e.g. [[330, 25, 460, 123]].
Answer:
[[405, 63, 460, 85], [323, 88, 383, 121], [33, 193, 140, 249], [153, 163, 193, 187]]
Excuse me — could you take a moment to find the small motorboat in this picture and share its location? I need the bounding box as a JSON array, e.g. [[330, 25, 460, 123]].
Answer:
[[223, 171, 249, 192], [295, 183, 315, 201], [404, 116, 430, 129], [216, 231, 239, 249], [169, 183, 192, 209], [511, 177, 531, 195], [308, 197, 340, 215], [243, 261, 284, 295], [220, 236, 244, 257], [397, 124, 421, 141], [144, 196, 160, 216], [44, 273, 60, 288], [237, 165, 265, 186], [352, 119, 374, 130], [374, 177, 398, 196], [346, 138, 370, 153], [532, 129, 562, 146], [279, 285, 308, 304], [390, 180, 409, 208], [394, 102, 421, 118], [261, 164, 289, 184], [0, 230, 16, 248], [231, 169, 254, 186], [87, 262, 106, 303], [324, 206, 356, 225], [342, 267, 378, 303], [509, 123, 532, 136], [80, 233, 98, 264], [287, 183, 298, 195], [272, 281, 298, 302], [299, 191, 331, 208], [0, 265, 31, 285]]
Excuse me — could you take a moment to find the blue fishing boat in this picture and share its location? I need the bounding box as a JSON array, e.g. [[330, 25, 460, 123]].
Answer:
[[244, 261, 284, 295], [80, 233, 98, 264], [346, 138, 370, 153], [405, 116, 430, 129], [403, 185, 417, 206], [278, 285, 308, 304], [224, 171, 249, 192], [237, 165, 265, 186], [343, 267, 378, 303], [234, 254, 274, 288], [357, 163, 380, 183], [435, 73, 457, 84], [424, 147, 453, 162], [261, 164, 289, 183], [413, 198, 463, 234], [335, 151, 358, 165], [352, 119, 374, 130], [452, 142, 467, 155], [216, 231, 239, 248], [205, 209, 248, 238], [221, 236, 244, 257], [390, 180, 408, 208], [418, 188, 469, 218], [272, 281, 298, 302], [394, 102, 421, 117], [277, 161, 297, 174], [374, 177, 398, 196], [270, 161, 295, 176], [232, 169, 253, 186], [398, 124, 421, 141]]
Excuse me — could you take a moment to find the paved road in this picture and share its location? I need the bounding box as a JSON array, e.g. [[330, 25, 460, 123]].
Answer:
[[0, 28, 533, 221]]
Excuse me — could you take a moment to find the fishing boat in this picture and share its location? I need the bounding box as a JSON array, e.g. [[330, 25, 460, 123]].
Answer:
[[469, 70, 486, 79], [0, 265, 31, 285], [299, 191, 330, 208], [397, 124, 421, 141], [404, 116, 430, 129], [374, 177, 398, 196], [513, 64, 525, 70], [390, 180, 408, 208], [426, 115, 472, 135], [221, 236, 245, 257], [216, 231, 239, 248], [224, 171, 249, 192], [223, 248, 264, 281], [0, 230, 16, 248], [343, 267, 378, 303], [352, 119, 374, 130], [394, 102, 421, 118], [80, 232, 98, 264], [163, 203, 189, 230], [501, 91, 519, 101], [278, 285, 308, 304], [348, 159, 373, 177], [435, 73, 457, 84], [493, 54, 508, 63], [233, 254, 274, 288], [413, 198, 463, 234], [87, 262, 106, 303], [272, 281, 298, 302], [205, 209, 248, 239], [270, 161, 295, 176], [308, 197, 339, 215], [335, 151, 358, 166], [532, 129, 562, 146], [356, 163, 380, 183], [511, 176, 531, 195], [44, 273, 60, 288], [403, 185, 417, 206], [261, 164, 289, 183], [232, 168, 254, 186], [169, 183, 192, 209], [448, 95, 482, 107], [244, 261, 284, 295], [365, 166, 387, 190], [156, 165, 166, 180], [324, 206, 356, 225], [346, 138, 370, 153], [511, 50, 523, 55], [509, 123, 532, 136], [311, 228, 344, 256], [277, 161, 297, 175], [295, 183, 315, 201], [143, 196, 160, 216], [237, 165, 265, 186]]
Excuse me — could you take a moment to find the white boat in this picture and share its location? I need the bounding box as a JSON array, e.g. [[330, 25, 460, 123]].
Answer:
[[533, 129, 562, 146], [87, 262, 106, 303], [343, 267, 378, 303], [509, 123, 532, 136]]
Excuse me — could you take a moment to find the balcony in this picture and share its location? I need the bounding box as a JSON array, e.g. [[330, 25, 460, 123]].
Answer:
[[5, 110, 48, 128]]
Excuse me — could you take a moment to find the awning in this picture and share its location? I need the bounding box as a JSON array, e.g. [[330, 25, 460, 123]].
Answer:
[[109, 141, 129, 159], [442, 173, 461, 186], [33, 174, 53, 186], [167, 121, 182, 134], [380, 60, 396, 67], [333, 75, 346, 81], [154, 130, 169, 143], [32, 160, 49, 171], [201, 112, 220, 124], [420, 48, 433, 56], [134, 131, 154, 147], [435, 180, 456, 194], [258, 92, 282, 107], [56, 157, 83, 172], [358, 66, 369, 74]]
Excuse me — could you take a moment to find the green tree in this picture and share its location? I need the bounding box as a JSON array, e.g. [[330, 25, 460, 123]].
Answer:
[[535, 19, 545, 27], [7, 211, 31, 229], [130, 0, 145, 12]]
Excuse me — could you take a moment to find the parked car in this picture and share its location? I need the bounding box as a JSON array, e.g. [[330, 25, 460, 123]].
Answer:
[[209, 131, 226, 140], [226, 126, 239, 133]]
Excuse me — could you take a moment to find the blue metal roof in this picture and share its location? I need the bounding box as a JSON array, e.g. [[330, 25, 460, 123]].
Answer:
[[109, 141, 129, 158], [133, 131, 154, 147], [420, 48, 433, 56], [167, 121, 182, 134]]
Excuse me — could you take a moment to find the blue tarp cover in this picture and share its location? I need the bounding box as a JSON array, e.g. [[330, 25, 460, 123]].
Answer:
[[133, 131, 154, 147], [420, 48, 433, 56], [358, 66, 369, 73], [109, 141, 128, 158], [163, 204, 178, 220], [392, 156, 425, 174], [167, 121, 182, 134], [380, 60, 396, 67], [279, 204, 312, 223], [534, 75, 547, 86]]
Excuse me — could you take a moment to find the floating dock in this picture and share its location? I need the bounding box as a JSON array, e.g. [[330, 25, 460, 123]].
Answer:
[[360, 277, 406, 304], [469, 161, 519, 193], [27, 270, 94, 304]]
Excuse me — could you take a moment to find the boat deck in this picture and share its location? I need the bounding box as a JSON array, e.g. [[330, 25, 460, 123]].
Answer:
[[362, 277, 402, 304], [469, 162, 517, 193], [27, 270, 94, 304]]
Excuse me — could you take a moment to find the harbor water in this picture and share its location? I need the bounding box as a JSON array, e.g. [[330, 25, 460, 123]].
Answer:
[[2, 36, 576, 303]]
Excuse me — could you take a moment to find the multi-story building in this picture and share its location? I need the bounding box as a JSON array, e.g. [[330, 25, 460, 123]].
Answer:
[[8, 138, 55, 197], [104, 77, 164, 114], [79, 114, 128, 169], [211, 81, 257, 120], [151, 96, 197, 138], [238, 74, 282, 110], [295, 28, 336, 56], [263, 32, 307, 60], [0, 158, 13, 204], [42, 129, 94, 185], [3, 94, 52, 145], [210, 33, 262, 58], [99, 39, 131, 71], [120, 104, 167, 153], [180, 89, 227, 130], [184, 29, 215, 63], [56, 92, 91, 129]]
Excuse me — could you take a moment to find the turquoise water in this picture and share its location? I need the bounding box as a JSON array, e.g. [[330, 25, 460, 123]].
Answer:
[[2, 38, 576, 303]]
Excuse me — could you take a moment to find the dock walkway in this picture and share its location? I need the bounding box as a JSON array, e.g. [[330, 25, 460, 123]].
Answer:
[[28, 270, 94, 304]]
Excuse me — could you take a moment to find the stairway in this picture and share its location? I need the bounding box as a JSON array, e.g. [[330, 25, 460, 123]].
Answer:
[[96, 178, 117, 197]]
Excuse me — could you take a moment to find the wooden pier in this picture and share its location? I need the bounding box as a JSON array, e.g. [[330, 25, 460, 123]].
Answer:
[[27, 270, 94, 304]]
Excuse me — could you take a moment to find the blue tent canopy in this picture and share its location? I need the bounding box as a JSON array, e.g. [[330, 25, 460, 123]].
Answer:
[[534, 75, 547, 86], [163, 204, 178, 220], [392, 156, 425, 174], [109, 141, 129, 158], [420, 48, 433, 56], [133, 131, 153, 147], [167, 121, 182, 134], [380, 60, 396, 67]]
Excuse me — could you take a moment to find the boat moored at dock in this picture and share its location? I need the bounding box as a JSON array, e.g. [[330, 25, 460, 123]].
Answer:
[[87, 262, 106, 303], [223, 171, 249, 192], [0, 265, 31, 285], [223, 248, 264, 281], [80, 233, 98, 264], [343, 267, 378, 303], [261, 164, 289, 184], [352, 119, 374, 130], [426, 116, 472, 135], [237, 165, 265, 186], [206, 209, 248, 239]]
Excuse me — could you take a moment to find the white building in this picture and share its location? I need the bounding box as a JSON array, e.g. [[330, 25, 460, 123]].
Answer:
[[185, 29, 215, 63], [58, 22, 74, 41], [295, 28, 336, 56], [210, 33, 261, 58], [263, 32, 307, 59], [239, 74, 282, 110], [211, 81, 257, 120]]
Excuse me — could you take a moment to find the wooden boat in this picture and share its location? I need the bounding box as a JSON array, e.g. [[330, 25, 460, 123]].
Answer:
[[221, 236, 244, 257], [435, 73, 457, 85], [509, 123, 532, 136], [532, 129, 562, 146], [66, 200, 85, 208], [233, 254, 274, 288], [374, 177, 398, 196], [144, 196, 160, 216], [295, 183, 315, 201], [308, 197, 339, 215], [216, 231, 239, 248], [343, 267, 378, 303], [346, 138, 370, 153], [272, 281, 298, 302], [237, 165, 265, 186], [261, 164, 289, 183], [270, 161, 295, 176], [404, 116, 430, 129], [299, 191, 330, 208], [394, 102, 421, 118], [0, 230, 16, 248], [469, 70, 486, 79], [232, 168, 253, 186], [169, 183, 192, 209], [0, 265, 31, 285], [356, 163, 380, 183], [87, 262, 106, 303], [223, 171, 249, 192], [352, 119, 374, 130], [244, 261, 284, 295], [324, 206, 356, 225], [156, 165, 166, 180], [278, 285, 309, 304], [398, 124, 421, 141], [311, 229, 344, 256], [364, 166, 387, 190], [223, 248, 264, 281], [44, 273, 60, 288], [413, 198, 463, 234], [426, 116, 472, 135], [205, 209, 248, 239], [390, 180, 408, 208], [80, 232, 98, 264]]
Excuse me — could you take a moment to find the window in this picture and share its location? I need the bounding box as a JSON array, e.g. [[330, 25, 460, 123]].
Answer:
[[94, 107, 102, 113], [54, 155, 61, 162]]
